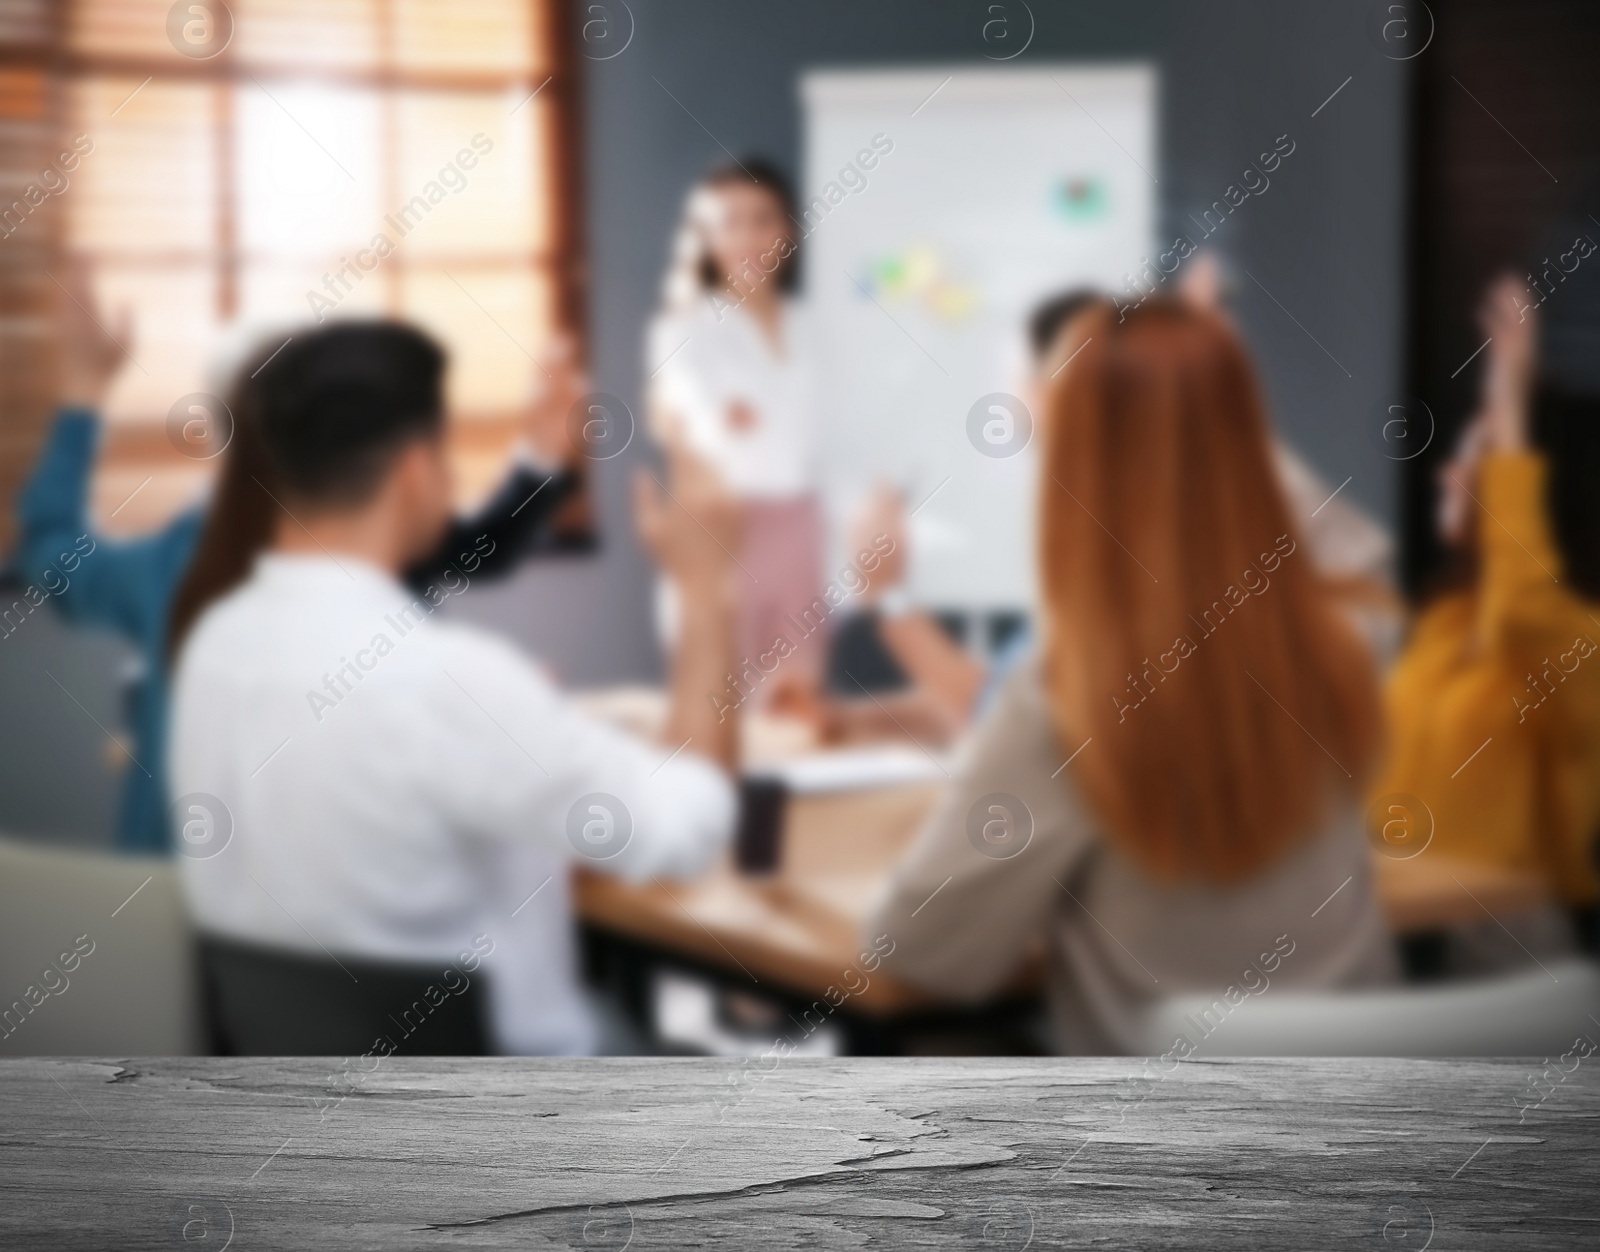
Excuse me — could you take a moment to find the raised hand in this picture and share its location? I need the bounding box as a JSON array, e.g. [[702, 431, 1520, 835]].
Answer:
[[1479, 274, 1535, 452], [523, 331, 587, 467], [57, 259, 132, 408]]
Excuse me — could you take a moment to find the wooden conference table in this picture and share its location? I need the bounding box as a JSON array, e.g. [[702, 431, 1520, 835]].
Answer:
[[4, 1057, 1594, 1249], [574, 690, 1553, 1016]]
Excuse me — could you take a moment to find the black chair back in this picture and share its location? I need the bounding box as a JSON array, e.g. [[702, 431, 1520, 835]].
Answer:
[[198, 934, 491, 1055]]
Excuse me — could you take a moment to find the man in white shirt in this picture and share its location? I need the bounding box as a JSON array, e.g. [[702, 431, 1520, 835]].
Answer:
[[170, 321, 741, 1054]]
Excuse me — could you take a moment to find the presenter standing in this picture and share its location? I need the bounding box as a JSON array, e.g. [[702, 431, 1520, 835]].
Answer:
[[647, 158, 826, 702]]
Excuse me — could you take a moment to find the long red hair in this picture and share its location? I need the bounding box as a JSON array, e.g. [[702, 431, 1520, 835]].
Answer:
[[1038, 296, 1379, 882]]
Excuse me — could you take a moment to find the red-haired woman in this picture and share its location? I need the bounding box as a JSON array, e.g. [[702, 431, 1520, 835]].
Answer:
[[868, 296, 1395, 1053]]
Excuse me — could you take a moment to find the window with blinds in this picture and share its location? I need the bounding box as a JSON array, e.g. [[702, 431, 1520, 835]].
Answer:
[[1, 0, 582, 536]]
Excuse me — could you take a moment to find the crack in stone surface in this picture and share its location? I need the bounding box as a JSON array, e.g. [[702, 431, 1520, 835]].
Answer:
[[421, 1150, 1012, 1230]]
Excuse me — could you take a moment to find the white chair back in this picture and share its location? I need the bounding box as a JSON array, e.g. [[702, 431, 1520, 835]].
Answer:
[[1137, 960, 1600, 1056]]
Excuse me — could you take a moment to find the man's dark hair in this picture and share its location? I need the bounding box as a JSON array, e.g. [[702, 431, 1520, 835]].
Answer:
[[256, 321, 446, 505], [1028, 287, 1103, 364], [168, 321, 447, 657]]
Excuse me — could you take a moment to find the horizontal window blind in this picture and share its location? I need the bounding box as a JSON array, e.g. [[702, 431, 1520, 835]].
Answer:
[[1, 0, 581, 538]]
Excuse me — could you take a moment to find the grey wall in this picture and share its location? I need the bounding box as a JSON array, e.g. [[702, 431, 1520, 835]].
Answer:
[[463, 0, 1408, 684]]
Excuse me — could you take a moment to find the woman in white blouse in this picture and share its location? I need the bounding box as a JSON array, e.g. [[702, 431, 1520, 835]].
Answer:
[[647, 158, 826, 703]]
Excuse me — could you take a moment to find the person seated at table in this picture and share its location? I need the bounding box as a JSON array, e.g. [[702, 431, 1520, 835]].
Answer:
[[866, 294, 1395, 1054], [168, 320, 742, 1054], [819, 266, 1397, 744], [12, 269, 589, 853], [1370, 276, 1600, 970]]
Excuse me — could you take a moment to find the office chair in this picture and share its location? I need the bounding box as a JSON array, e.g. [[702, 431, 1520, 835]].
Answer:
[[197, 934, 492, 1056]]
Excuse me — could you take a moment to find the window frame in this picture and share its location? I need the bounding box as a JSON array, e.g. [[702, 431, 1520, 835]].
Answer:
[[57, 0, 585, 331], [0, 0, 590, 542]]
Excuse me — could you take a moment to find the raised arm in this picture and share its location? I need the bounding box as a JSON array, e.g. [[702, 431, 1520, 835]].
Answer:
[[425, 439, 744, 883], [11, 266, 190, 640], [634, 438, 743, 772], [853, 486, 985, 730], [404, 334, 587, 592], [1468, 277, 1589, 661], [14, 407, 98, 588], [14, 263, 126, 582]]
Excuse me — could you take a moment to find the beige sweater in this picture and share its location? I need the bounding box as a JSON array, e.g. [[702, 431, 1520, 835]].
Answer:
[[867, 657, 1397, 1054]]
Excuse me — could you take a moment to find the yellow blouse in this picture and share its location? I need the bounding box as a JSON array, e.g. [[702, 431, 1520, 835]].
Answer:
[[1373, 452, 1600, 903]]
